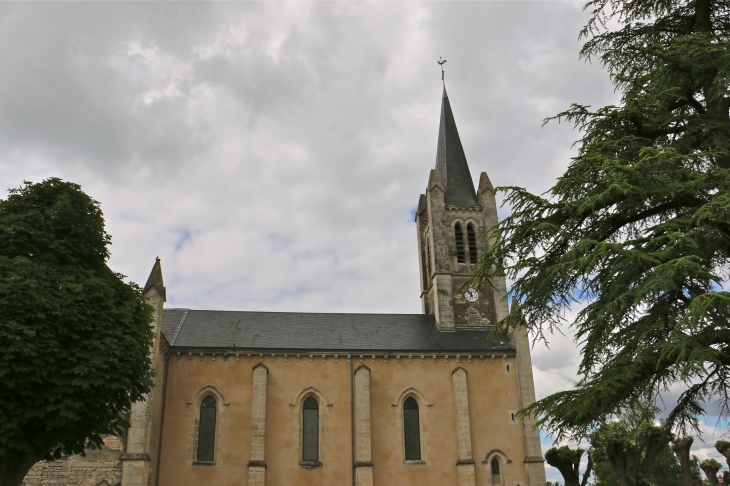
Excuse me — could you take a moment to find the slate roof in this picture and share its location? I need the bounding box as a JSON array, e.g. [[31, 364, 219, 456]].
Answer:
[[435, 87, 479, 207], [160, 308, 514, 353]]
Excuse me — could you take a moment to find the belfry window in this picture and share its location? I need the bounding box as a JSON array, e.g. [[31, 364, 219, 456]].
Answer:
[[467, 224, 478, 263], [302, 396, 319, 461], [455, 223, 465, 263], [197, 396, 217, 462], [491, 457, 502, 484], [403, 397, 421, 460]]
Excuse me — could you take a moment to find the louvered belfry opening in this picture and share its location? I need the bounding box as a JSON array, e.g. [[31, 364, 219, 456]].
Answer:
[[403, 397, 421, 460], [455, 223, 465, 263], [197, 396, 217, 462], [467, 224, 478, 263], [302, 396, 319, 461]]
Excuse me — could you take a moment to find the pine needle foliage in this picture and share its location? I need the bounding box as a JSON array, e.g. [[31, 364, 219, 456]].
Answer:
[[466, 0, 730, 440]]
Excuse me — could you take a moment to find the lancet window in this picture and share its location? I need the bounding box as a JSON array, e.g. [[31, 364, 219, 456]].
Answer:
[[491, 457, 502, 484], [302, 396, 319, 461], [403, 397, 421, 460], [197, 396, 217, 462]]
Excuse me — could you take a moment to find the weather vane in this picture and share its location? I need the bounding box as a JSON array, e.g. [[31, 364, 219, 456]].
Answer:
[[438, 57, 447, 83]]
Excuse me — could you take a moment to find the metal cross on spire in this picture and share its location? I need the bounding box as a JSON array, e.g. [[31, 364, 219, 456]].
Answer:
[[438, 57, 447, 84]]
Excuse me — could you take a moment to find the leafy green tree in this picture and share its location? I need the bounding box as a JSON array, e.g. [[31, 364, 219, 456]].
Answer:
[[594, 436, 683, 486], [588, 421, 673, 486], [466, 0, 730, 438], [716, 440, 730, 468], [700, 458, 722, 486], [0, 179, 155, 486], [545, 445, 593, 486]]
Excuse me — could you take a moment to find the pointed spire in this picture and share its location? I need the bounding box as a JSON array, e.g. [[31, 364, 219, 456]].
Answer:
[[143, 257, 166, 301], [435, 88, 479, 207]]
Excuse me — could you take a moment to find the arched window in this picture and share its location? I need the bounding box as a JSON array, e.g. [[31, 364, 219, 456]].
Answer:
[[302, 396, 319, 461], [197, 396, 217, 462], [467, 224, 478, 263], [491, 457, 502, 484], [455, 223, 465, 263], [403, 397, 421, 460]]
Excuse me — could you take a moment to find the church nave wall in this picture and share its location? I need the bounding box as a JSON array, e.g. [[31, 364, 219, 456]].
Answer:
[[155, 351, 529, 486]]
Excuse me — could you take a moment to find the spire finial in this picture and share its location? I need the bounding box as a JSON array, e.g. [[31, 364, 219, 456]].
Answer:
[[438, 57, 447, 84]]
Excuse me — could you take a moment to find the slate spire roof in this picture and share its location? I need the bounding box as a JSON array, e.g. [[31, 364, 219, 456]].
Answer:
[[435, 87, 479, 207]]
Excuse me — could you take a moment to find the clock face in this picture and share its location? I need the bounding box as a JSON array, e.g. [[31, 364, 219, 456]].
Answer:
[[464, 288, 479, 303]]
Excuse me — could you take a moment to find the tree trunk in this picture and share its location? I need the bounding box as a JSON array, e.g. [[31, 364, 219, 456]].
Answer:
[[0, 451, 46, 486], [701, 464, 720, 486], [694, 0, 713, 33], [544, 456, 580, 486], [673, 437, 695, 486]]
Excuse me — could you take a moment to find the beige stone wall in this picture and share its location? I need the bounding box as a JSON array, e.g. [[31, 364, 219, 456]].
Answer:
[[156, 351, 535, 486]]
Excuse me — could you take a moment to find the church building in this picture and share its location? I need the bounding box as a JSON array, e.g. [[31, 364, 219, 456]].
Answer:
[[23, 89, 547, 486]]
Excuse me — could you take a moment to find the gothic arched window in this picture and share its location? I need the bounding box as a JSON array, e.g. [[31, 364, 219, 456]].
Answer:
[[403, 397, 421, 460], [302, 396, 319, 461], [491, 457, 502, 484], [467, 223, 478, 263], [197, 396, 217, 462], [455, 223, 465, 263]]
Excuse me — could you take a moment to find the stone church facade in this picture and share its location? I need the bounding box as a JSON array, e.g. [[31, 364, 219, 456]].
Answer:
[[23, 89, 546, 486]]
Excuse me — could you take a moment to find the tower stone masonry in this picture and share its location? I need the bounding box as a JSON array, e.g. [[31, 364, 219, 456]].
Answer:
[[22, 89, 546, 486]]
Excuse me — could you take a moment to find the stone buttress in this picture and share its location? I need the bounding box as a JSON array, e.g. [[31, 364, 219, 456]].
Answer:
[[121, 258, 168, 486]]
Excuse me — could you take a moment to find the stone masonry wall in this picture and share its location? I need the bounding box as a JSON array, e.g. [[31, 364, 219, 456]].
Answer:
[[22, 459, 122, 486]]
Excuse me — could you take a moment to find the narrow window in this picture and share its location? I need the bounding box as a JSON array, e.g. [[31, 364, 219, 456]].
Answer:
[[197, 396, 216, 462], [302, 396, 319, 461], [403, 397, 421, 460], [455, 224, 465, 263], [421, 240, 429, 289], [491, 457, 502, 484], [425, 236, 432, 275], [467, 224, 478, 263]]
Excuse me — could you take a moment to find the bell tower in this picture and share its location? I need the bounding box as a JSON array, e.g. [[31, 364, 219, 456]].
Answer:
[[415, 88, 509, 330]]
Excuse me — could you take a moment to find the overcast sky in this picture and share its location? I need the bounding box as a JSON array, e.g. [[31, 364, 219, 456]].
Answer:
[[0, 1, 726, 480]]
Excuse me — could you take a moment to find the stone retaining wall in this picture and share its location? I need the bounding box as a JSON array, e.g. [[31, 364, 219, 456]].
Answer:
[[22, 458, 122, 486]]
